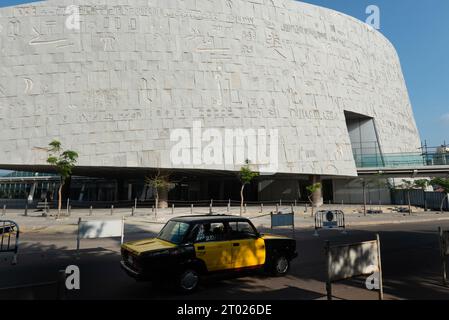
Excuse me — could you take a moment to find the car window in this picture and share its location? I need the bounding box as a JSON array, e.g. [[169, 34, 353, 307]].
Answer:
[[157, 221, 190, 244], [195, 222, 227, 242], [228, 221, 258, 239]]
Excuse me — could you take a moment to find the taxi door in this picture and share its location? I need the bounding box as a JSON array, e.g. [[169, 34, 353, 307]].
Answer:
[[230, 222, 266, 269], [193, 223, 233, 272]]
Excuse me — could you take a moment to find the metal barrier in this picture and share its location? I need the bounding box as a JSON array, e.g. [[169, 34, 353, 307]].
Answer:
[[270, 211, 295, 234], [314, 210, 346, 236], [0, 220, 19, 265], [77, 217, 125, 251], [325, 234, 383, 300]]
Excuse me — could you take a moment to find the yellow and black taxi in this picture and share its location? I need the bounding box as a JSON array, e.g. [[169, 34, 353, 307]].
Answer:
[[120, 215, 297, 292]]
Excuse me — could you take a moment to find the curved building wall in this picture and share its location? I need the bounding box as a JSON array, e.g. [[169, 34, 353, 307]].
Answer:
[[0, 0, 421, 177]]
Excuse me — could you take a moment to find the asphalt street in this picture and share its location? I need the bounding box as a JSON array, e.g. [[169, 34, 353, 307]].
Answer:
[[1, 220, 449, 300]]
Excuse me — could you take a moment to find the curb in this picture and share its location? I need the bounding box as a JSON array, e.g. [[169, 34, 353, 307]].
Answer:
[[347, 216, 449, 227]]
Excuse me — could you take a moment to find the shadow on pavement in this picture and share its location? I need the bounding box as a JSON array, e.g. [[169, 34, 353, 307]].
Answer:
[[1, 223, 449, 300]]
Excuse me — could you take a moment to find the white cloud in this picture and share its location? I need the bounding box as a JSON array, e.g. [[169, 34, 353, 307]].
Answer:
[[440, 114, 449, 124]]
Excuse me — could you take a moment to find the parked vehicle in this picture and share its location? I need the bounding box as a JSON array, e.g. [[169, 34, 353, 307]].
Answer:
[[120, 215, 297, 293]]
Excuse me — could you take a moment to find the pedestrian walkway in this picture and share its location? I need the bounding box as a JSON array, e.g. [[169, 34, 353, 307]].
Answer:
[[0, 205, 447, 234]]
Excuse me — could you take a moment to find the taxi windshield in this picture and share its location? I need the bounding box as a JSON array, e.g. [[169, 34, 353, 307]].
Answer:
[[157, 221, 190, 244]]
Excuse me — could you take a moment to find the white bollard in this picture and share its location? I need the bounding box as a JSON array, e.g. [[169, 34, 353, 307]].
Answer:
[[121, 217, 125, 245]]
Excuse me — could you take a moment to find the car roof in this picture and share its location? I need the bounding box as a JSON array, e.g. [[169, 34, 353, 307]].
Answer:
[[170, 215, 251, 224]]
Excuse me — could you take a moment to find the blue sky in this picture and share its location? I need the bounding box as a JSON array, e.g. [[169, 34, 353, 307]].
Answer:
[[1, 0, 448, 147], [301, 0, 449, 147]]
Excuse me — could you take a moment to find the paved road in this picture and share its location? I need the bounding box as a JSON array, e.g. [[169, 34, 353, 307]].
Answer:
[[1, 221, 449, 300]]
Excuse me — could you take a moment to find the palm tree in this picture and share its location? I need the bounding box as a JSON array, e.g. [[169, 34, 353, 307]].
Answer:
[[306, 183, 322, 217], [46, 140, 78, 218], [238, 160, 259, 216]]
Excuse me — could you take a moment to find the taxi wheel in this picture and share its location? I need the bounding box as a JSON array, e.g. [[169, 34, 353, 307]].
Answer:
[[176, 269, 200, 293], [270, 255, 290, 277]]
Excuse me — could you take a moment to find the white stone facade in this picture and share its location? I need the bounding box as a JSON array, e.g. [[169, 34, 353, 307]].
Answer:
[[0, 0, 421, 177]]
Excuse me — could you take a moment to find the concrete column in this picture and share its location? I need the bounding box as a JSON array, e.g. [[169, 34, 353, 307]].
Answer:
[[78, 183, 86, 201], [158, 187, 169, 209], [127, 183, 133, 201], [27, 182, 37, 203], [309, 175, 323, 208]]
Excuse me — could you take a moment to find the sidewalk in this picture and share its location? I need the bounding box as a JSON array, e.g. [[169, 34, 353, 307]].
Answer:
[[1, 205, 448, 234]]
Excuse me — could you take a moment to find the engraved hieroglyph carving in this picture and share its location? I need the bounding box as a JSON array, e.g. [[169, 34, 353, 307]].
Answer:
[[129, 17, 137, 31], [214, 68, 224, 107], [100, 34, 116, 51], [139, 77, 157, 105], [7, 19, 20, 39], [265, 29, 281, 48], [212, 67, 242, 107], [23, 78, 34, 95], [29, 26, 73, 48]]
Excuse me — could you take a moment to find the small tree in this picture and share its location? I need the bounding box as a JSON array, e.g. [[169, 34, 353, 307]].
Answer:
[[361, 174, 390, 215], [306, 183, 322, 217], [400, 180, 414, 215], [46, 140, 78, 218], [414, 179, 430, 210], [145, 171, 174, 212], [431, 178, 449, 212], [238, 160, 259, 216]]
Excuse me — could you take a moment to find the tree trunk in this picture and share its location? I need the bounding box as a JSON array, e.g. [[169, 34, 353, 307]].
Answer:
[[57, 182, 64, 219], [423, 191, 427, 211], [240, 184, 245, 216], [308, 196, 314, 217], [158, 186, 169, 209], [155, 189, 159, 215], [408, 191, 412, 215], [441, 194, 448, 213]]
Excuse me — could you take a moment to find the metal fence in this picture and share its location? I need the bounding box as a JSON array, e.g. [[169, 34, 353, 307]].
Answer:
[[391, 190, 449, 211], [0, 220, 19, 264]]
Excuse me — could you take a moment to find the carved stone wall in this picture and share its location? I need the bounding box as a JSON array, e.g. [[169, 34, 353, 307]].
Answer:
[[0, 0, 421, 176]]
